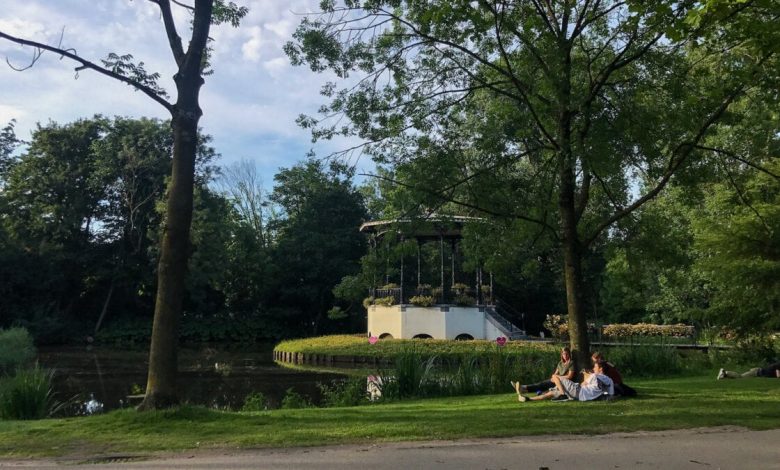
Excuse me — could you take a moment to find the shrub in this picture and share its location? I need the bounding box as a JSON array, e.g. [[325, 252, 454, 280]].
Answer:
[[543, 314, 569, 339], [453, 294, 475, 307], [241, 391, 267, 412], [280, 388, 312, 409], [318, 377, 368, 407], [0, 366, 56, 420], [602, 323, 695, 338], [0, 327, 36, 375], [409, 295, 435, 307], [373, 296, 395, 307]]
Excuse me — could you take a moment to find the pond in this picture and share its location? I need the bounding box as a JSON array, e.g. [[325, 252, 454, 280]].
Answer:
[[37, 345, 348, 415]]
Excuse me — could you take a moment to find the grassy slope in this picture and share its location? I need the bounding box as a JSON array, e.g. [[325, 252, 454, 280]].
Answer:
[[274, 335, 559, 357], [0, 376, 778, 458]]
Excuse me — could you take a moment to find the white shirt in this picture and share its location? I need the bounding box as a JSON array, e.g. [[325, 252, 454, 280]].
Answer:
[[578, 372, 614, 401]]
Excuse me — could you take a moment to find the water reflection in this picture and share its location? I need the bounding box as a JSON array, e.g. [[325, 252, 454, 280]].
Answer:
[[37, 345, 347, 415]]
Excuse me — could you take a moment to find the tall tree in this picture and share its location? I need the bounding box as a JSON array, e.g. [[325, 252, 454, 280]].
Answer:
[[0, 0, 247, 409], [269, 159, 367, 335], [286, 0, 774, 365]]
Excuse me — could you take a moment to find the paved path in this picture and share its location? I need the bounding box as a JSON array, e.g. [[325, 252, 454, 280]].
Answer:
[[1, 427, 778, 469]]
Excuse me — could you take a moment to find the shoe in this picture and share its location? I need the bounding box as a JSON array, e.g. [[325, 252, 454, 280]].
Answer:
[[717, 368, 726, 380], [518, 394, 527, 402]]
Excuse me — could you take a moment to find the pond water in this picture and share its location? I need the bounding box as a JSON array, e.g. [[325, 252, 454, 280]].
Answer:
[[37, 345, 347, 415]]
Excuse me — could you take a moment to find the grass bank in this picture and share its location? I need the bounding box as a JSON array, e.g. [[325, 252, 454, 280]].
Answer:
[[1, 376, 778, 458], [274, 335, 560, 359]]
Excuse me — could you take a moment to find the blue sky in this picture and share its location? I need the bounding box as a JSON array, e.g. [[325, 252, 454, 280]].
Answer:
[[0, 0, 368, 187]]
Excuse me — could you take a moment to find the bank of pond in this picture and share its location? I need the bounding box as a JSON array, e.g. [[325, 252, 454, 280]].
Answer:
[[0, 330, 771, 420]]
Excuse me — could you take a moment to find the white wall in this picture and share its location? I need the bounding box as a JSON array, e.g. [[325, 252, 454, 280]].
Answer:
[[369, 305, 500, 340]]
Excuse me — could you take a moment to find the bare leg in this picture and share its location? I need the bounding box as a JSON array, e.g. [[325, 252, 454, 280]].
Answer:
[[528, 390, 557, 401]]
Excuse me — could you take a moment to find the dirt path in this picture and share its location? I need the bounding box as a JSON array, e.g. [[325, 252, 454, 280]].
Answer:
[[1, 426, 778, 469]]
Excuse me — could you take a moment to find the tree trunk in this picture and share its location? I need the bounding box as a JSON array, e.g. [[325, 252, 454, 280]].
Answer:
[[137, 0, 212, 411], [138, 114, 199, 410], [139, 76, 204, 410], [556, 40, 590, 369]]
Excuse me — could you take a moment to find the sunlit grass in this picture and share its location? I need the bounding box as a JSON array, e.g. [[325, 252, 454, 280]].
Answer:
[[0, 376, 778, 458]]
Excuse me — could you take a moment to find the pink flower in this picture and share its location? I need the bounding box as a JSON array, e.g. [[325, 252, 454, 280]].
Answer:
[[369, 336, 378, 345], [496, 336, 507, 346]]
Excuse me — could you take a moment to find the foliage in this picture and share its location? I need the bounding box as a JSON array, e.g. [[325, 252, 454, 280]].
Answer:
[[372, 296, 395, 307], [603, 324, 695, 339], [266, 158, 368, 336], [285, 0, 776, 364], [409, 295, 434, 307], [690, 161, 780, 334], [280, 388, 312, 409], [241, 392, 267, 412], [543, 315, 570, 340], [452, 294, 475, 307], [318, 377, 370, 407], [0, 366, 56, 420], [0, 328, 35, 375]]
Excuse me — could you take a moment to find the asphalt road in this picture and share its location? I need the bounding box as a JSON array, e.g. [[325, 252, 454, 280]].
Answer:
[[1, 426, 778, 469]]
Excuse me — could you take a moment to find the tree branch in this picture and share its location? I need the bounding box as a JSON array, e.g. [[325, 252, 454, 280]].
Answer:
[[151, 0, 186, 67], [0, 30, 173, 112]]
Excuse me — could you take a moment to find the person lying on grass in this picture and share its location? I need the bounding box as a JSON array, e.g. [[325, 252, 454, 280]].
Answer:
[[717, 362, 780, 380], [511, 346, 576, 396], [513, 360, 614, 402]]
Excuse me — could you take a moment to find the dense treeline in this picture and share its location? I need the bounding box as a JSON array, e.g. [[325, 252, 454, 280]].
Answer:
[[286, 0, 780, 345], [0, 117, 366, 344], [0, 109, 777, 345]]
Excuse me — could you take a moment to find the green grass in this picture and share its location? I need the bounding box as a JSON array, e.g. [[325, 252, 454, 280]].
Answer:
[[275, 334, 560, 359], [0, 376, 778, 458]]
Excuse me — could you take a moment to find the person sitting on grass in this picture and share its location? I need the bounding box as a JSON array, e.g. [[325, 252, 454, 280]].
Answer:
[[511, 346, 576, 397], [514, 360, 614, 403], [591, 351, 636, 397], [717, 362, 780, 380]]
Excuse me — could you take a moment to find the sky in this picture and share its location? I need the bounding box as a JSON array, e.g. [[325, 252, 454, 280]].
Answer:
[[0, 0, 367, 187]]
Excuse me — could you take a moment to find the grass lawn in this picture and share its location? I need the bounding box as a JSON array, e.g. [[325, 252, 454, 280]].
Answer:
[[0, 375, 778, 458]]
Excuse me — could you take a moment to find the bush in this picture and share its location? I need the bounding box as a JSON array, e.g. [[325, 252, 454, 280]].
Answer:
[[603, 323, 695, 338], [453, 294, 475, 307], [373, 296, 395, 307], [280, 388, 312, 409], [241, 391, 267, 412], [318, 377, 368, 407], [0, 366, 56, 420], [409, 295, 435, 307], [0, 327, 36, 375]]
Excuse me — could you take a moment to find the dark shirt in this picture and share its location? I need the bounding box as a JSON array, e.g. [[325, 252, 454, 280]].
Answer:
[[758, 362, 780, 377], [602, 362, 623, 385]]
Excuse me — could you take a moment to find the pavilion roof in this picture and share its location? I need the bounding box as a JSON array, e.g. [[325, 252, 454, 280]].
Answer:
[[359, 214, 484, 241]]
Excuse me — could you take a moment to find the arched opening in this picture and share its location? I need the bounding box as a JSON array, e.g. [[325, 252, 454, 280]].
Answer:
[[412, 333, 433, 339], [454, 333, 474, 341], [379, 332, 394, 339]]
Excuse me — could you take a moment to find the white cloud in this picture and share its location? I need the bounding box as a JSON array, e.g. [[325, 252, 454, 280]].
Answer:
[[241, 26, 264, 62], [262, 56, 288, 77], [0, 0, 370, 183]]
